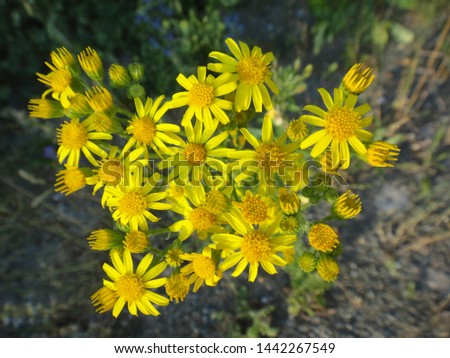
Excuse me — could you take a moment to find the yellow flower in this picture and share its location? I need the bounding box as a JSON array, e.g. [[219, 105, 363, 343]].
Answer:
[[342, 63, 375, 95], [308, 223, 339, 253], [169, 66, 237, 129], [180, 247, 222, 292], [316, 256, 339, 282], [50, 47, 77, 72], [56, 118, 112, 167], [109, 64, 131, 87], [213, 214, 296, 282], [204, 188, 230, 215], [365, 141, 400, 167], [165, 273, 190, 303], [228, 114, 300, 188], [78, 47, 104, 81], [300, 88, 373, 169], [333, 190, 362, 219], [286, 118, 308, 143], [298, 252, 317, 273], [87, 229, 123, 251], [64, 93, 92, 117], [232, 190, 274, 225], [37, 62, 76, 108], [86, 146, 146, 200], [98, 250, 169, 317], [105, 172, 171, 231], [85, 86, 114, 113], [208, 38, 279, 112], [165, 247, 185, 267], [123, 96, 182, 158], [123, 231, 149, 253], [161, 119, 232, 185], [278, 188, 300, 215], [169, 184, 225, 241], [54, 165, 87, 195], [280, 215, 299, 233], [28, 98, 65, 119]]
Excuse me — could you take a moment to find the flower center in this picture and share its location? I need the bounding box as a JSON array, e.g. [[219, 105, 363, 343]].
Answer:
[[189, 83, 215, 108], [165, 248, 184, 267], [237, 55, 268, 85], [123, 231, 149, 253], [129, 116, 156, 145], [63, 167, 86, 191], [205, 190, 228, 214], [165, 274, 190, 303], [59, 121, 88, 149], [308, 223, 339, 253], [118, 190, 147, 217], [238, 194, 268, 224], [184, 143, 207, 165], [325, 107, 360, 141], [256, 143, 283, 169], [50, 69, 72, 91], [99, 159, 123, 185], [192, 255, 216, 280], [189, 207, 217, 231], [241, 231, 271, 264], [115, 274, 145, 302]]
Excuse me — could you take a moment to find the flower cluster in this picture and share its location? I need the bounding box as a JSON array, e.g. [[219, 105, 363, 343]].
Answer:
[[29, 40, 400, 318]]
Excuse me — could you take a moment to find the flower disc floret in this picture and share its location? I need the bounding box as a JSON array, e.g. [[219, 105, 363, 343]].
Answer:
[[308, 223, 339, 253], [184, 143, 207, 165], [189, 83, 215, 108], [317, 256, 339, 282], [241, 231, 271, 263], [189, 206, 217, 231]]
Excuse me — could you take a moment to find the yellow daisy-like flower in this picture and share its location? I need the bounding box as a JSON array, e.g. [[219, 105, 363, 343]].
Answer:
[[169, 66, 237, 128], [85, 86, 114, 113], [332, 190, 362, 219], [64, 93, 92, 117], [278, 188, 300, 215], [342, 63, 375, 95], [162, 119, 232, 185], [298, 252, 317, 273], [123, 231, 149, 253], [365, 141, 400, 167], [123, 96, 183, 158], [300, 88, 374, 169], [87, 229, 123, 251], [78, 47, 104, 81], [169, 184, 225, 241], [231, 190, 274, 225], [308, 223, 339, 253], [37, 62, 76, 108], [213, 213, 296, 282], [180, 247, 222, 292], [50, 47, 77, 72], [86, 146, 146, 200], [54, 165, 87, 195], [109, 64, 131, 87], [28, 98, 65, 119], [286, 117, 309, 143], [165, 247, 185, 267], [316, 255, 339, 282], [105, 172, 171, 231], [56, 118, 112, 167], [204, 188, 230, 215], [208, 38, 279, 112], [98, 249, 169, 317], [228, 114, 300, 188], [165, 273, 190, 303]]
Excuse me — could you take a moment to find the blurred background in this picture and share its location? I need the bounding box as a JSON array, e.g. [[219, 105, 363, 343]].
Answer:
[[1, 0, 449, 337]]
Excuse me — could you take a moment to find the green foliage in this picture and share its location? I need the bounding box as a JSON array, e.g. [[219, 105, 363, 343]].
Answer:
[[1, 0, 241, 107], [307, 0, 448, 61], [272, 59, 313, 116]]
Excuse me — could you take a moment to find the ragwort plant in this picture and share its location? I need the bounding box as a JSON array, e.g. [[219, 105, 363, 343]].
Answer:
[[29, 38, 400, 318]]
